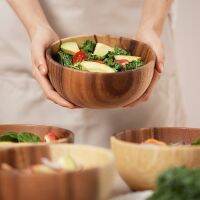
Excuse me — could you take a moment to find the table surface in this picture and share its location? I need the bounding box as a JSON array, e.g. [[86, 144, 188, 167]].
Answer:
[[110, 173, 152, 200]]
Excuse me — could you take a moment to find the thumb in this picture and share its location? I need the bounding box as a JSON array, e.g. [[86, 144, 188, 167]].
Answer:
[[31, 45, 48, 76]]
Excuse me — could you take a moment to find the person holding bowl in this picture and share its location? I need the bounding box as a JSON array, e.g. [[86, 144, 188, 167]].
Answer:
[[0, 0, 185, 146]]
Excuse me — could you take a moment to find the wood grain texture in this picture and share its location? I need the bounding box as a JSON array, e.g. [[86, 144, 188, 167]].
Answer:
[[111, 127, 200, 191], [46, 35, 156, 108], [0, 144, 114, 200], [0, 124, 74, 145]]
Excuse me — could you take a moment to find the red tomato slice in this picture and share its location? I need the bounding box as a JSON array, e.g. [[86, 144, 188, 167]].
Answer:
[[44, 132, 57, 143], [116, 59, 129, 66], [72, 51, 87, 64]]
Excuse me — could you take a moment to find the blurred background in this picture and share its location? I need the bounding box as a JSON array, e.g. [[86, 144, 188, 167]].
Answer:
[[174, 0, 200, 126]]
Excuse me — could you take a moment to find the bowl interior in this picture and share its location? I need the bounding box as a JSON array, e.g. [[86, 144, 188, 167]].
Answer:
[[48, 35, 156, 68], [0, 124, 74, 143], [115, 127, 200, 145]]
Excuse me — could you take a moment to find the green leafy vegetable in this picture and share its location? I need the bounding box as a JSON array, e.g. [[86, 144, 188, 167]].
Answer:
[[103, 51, 121, 71], [125, 59, 144, 71], [148, 167, 200, 200], [87, 53, 103, 61], [114, 47, 131, 55], [81, 40, 96, 53], [0, 132, 19, 142], [55, 50, 73, 67], [192, 138, 200, 145], [17, 132, 41, 143], [0, 132, 41, 143]]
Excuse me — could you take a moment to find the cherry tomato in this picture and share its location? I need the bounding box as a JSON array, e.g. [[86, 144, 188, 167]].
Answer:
[[116, 59, 129, 66], [72, 51, 87, 64], [44, 132, 57, 143]]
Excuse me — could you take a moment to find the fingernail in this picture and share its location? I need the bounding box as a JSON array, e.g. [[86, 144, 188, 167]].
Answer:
[[38, 65, 46, 74]]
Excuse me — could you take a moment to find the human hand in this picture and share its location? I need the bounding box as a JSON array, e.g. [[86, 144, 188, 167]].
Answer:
[[124, 28, 164, 107], [31, 25, 76, 108]]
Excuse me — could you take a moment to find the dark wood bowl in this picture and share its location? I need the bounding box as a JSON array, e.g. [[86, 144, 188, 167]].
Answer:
[[0, 124, 74, 147], [0, 144, 114, 200], [46, 35, 156, 109], [111, 127, 200, 190]]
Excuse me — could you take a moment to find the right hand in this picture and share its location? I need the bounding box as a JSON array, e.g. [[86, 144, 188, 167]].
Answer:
[[31, 25, 77, 108]]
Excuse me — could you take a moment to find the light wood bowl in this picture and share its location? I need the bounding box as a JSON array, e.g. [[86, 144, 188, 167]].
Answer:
[[0, 124, 74, 148], [111, 127, 200, 191], [0, 144, 114, 200], [46, 35, 156, 109]]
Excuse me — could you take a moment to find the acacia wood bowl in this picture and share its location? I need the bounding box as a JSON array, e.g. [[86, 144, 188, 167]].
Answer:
[[0, 124, 74, 147], [111, 127, 200, 190], [46, 35, 156, 109], [0, 144, 114, 200]]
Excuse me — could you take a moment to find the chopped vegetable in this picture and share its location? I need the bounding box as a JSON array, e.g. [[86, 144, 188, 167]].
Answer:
[[81, 40, 96, 53], [53, 40, 144, 72], [55, 50, 73, 67], [114, 47, 130, 55], [0, 132, 41, 143], [148, 167, 200, 200], [143, 138, 167, 146], [114, 55, 141, 62], [94, 43, 114, 57], [44, 132, 57, 143], [72, 50, 87, 64], [61, 42, 80, 55], [81, 61, 115, 73]]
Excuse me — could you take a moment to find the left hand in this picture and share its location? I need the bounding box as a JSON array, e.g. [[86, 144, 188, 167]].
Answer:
[[124, 28, 164, 107]]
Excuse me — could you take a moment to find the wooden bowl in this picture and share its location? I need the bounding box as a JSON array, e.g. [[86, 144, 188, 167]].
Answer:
[[111, 127, 200, 191], [0, 144, 114, 200], [46, 35, 156, 109], [0, 124, 74, 148]]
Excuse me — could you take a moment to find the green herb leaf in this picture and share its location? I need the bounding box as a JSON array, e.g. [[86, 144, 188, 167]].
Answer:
[[0, 132, 19, 142], [55, 50, 73, 67], [81, 40, 96, 53], [17, 132, 41, 143], [148, 167, 200, 200], [0, 132, 41, 143], [114, 47, 130, 55], [125, 59, 144, 71], [192, 138, 200, 145]]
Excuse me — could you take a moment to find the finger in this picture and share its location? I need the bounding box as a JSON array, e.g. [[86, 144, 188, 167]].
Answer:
[[31, 44, 48, 76], [124, 70, 161, 107], [147, 35, 165, 73], [33, 67, 77, 109]]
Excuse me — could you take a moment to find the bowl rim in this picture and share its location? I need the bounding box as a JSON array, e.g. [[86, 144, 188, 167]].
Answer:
[[0, 143, 115, 177], [111, 127, 200, 150], [46, 34, 156, 75], [0, 123, 74, 143]]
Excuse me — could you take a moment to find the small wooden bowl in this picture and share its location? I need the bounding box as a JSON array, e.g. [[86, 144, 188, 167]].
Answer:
[[0, 144, 114, 200], [111, 127, 200, 191], [46, 35, 156, 109], [0, 124, 74, 148]]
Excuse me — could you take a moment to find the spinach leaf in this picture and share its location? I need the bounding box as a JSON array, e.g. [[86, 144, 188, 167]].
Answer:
[[0, 132, 19, 142], [17, 132, 41, 143], [81, 40, 96, 53], [148, 167, 200, 200]]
